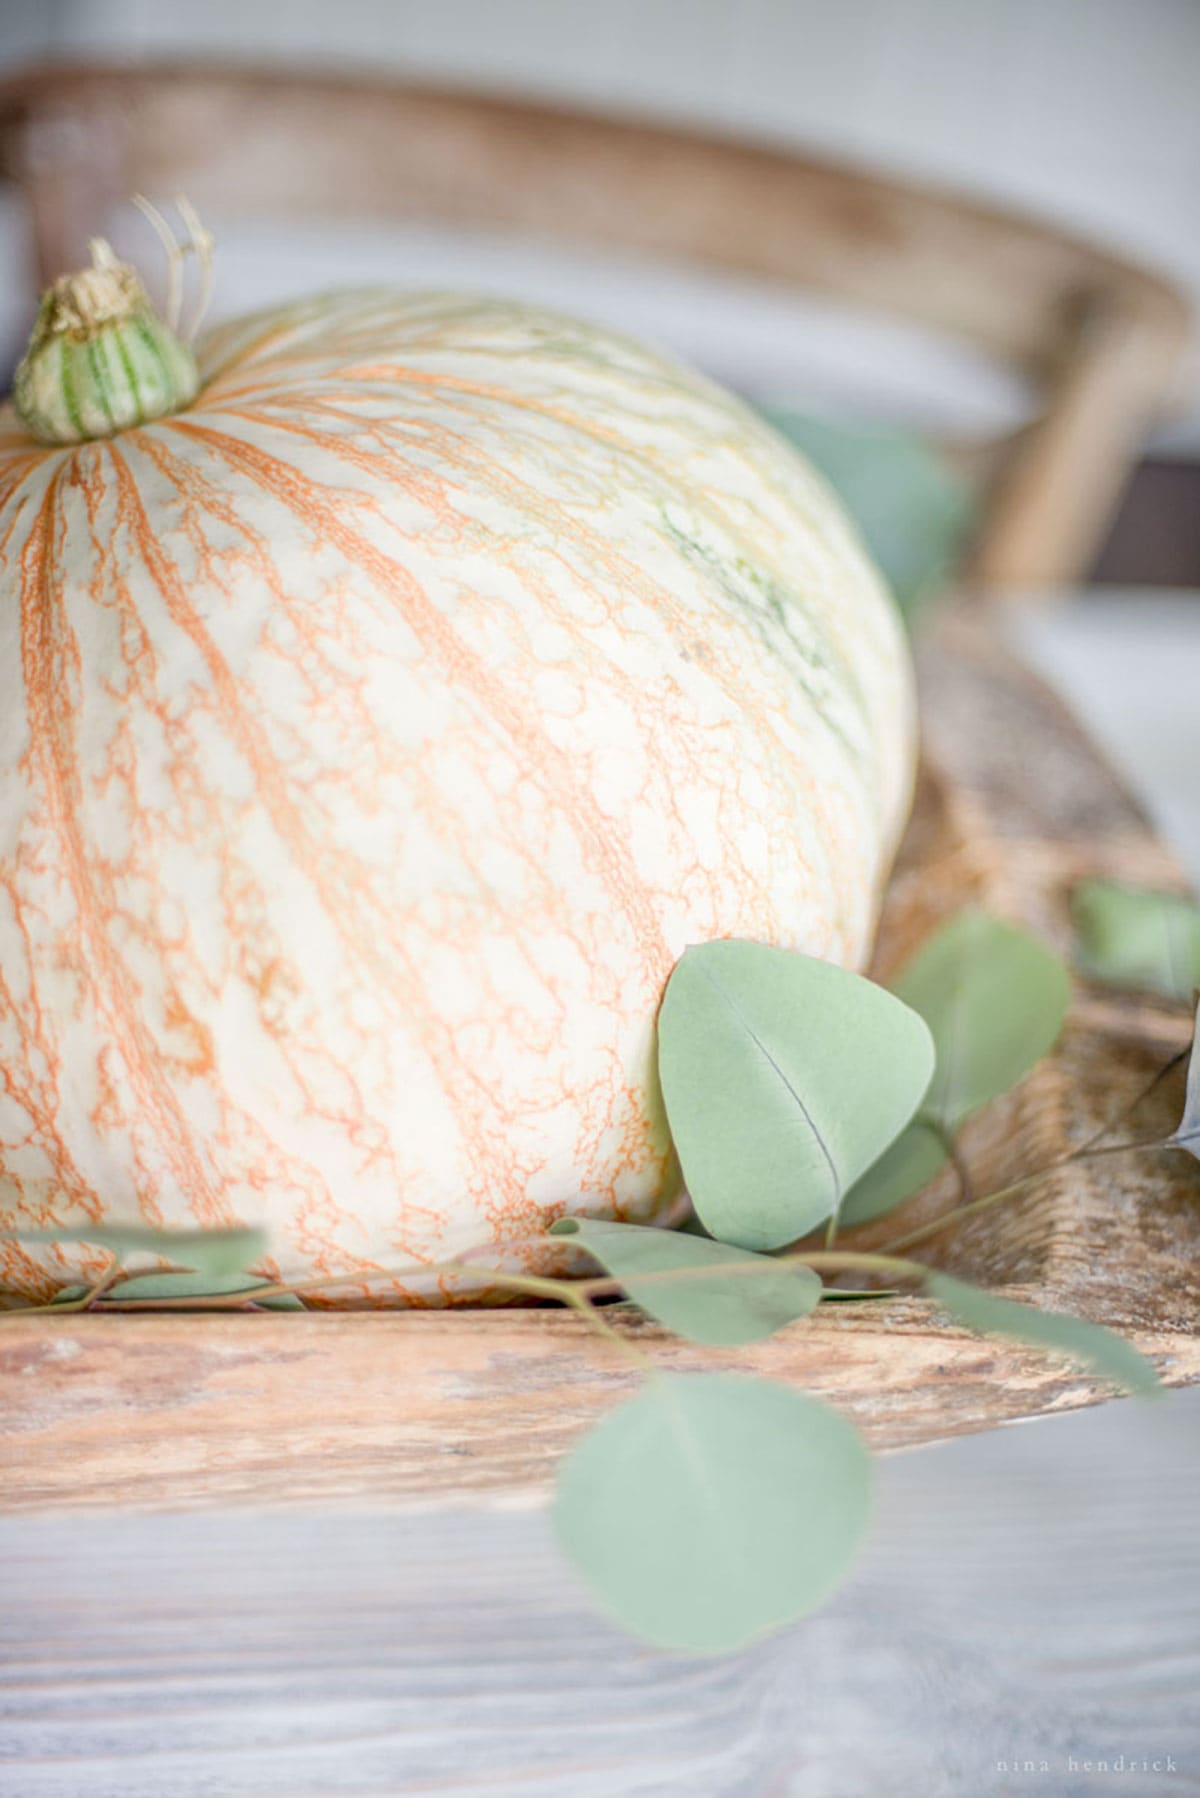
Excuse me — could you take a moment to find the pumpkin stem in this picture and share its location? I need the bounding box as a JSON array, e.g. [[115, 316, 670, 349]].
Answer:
[[12, 222, 203, 446]]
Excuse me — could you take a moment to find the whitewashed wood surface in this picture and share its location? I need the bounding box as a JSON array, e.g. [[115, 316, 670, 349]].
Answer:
[[2, 1387, 1198, 1796]]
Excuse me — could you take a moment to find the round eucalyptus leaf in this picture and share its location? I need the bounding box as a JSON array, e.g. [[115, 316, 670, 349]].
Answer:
[[892, 910, 1070, 1132], [926, 1273, 1159, 1398], [656, 941, 934, 1250], [105, 1270, 304, 1309], [839, 1117, 947, 1227], [0, 1222, 268, 1281], [550, 1216, 821, 1344], [553, 1372, 873, 1652]]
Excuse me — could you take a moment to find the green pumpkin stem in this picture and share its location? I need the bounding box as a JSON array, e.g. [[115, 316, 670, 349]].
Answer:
[[13, 236, 200, 446]]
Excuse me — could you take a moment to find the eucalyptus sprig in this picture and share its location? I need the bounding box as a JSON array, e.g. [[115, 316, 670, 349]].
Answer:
[[5, 906, 1193, 1654], [5, 1223, 305, 1311]]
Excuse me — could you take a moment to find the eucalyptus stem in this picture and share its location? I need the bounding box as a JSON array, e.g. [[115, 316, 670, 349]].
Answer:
[[7, 1236, 928, 1323], [2, 1249, 558, 1316], [877, 1041, 1189, 1257], [11, 1247, 658, 1371], [83, 1255, 571, 1310], [569, 1247, 927, 1294], [877, 1175, 1042, 1256], [928, 1116, 975, 1205], [1075, 1045, 1189, 1153], [1074, 1135, 1172, 1162], [39, 1255, 123, 1314], [878, 1136, 1168, 1257], [553, 1281, 657, 1371]]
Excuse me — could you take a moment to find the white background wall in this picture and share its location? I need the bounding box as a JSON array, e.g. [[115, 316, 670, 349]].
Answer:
[[3, 0, 1199, 444]]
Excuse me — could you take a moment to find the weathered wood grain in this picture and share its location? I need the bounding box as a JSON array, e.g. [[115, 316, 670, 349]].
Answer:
[[5, 1300, 1197, 1516], [2, 605, 1199, 1515]]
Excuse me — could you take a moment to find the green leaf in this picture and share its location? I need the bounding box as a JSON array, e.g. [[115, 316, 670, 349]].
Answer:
[[656, 941, 934, 1250], [1073, 879, 1200, 1002], [892, 910, 1070, 1133], [763, 411, 975, 622], [1, 1223, 267, 1281], [48, 1285, 89, 1306], [247, 1290, 307, 1312], [1167, 999, 1200, 1158], [552, 1371, 872, 1651], [925, 1272, 1159, 1397], [840, 1117, 947, 1227], [105, 1270, 304, 1309], [840, 911, 1070, 1226], [549, 1217, 821, 1345], [817, 1287, 899, 1301]]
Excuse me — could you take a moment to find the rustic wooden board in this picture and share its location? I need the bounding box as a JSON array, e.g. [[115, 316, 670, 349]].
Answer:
[[3, 603, 1199, 1513]]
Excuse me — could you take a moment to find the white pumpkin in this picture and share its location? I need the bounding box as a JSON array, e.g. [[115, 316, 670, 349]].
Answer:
[[0, 276, 914, 1300]]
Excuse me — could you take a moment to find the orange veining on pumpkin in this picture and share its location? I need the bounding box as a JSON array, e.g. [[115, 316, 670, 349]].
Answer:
[[0, 290, 914, 1301]]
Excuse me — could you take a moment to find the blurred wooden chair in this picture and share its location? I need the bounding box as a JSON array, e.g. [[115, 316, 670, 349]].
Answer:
[[0, 60, 1191, 591]]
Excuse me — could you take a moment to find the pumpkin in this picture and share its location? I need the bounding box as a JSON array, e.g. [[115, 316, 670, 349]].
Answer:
[[0, 250, 915, 1301]]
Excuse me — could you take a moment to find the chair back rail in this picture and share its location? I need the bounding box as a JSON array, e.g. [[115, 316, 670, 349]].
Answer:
[[0, 63, 1190, 589]]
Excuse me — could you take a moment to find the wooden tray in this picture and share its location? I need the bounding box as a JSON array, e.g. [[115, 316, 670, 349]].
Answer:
[[3, 604, 1199, 1515]]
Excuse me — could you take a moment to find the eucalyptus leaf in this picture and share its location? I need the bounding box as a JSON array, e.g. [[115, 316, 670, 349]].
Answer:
[[2, 1223, 267, 1280], [1073, 879, 1200, 1002], [925, 1272, 1159, 1397], [105, 1271, 304, 1310], [657, 941, 934, 1250], [840, 912, 1070, 1226], [892, 910, 1070, 1133], [549, 1216, 821, 1345], [763, 411, 974, 621], [1166, 999, 1200, 1159], [553, 1371, 872, 1651], [840, 1117, 947, 1227], [817, 1288, 899, 1301]]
